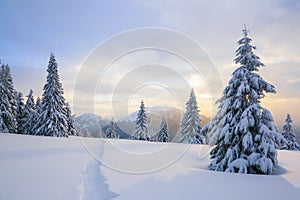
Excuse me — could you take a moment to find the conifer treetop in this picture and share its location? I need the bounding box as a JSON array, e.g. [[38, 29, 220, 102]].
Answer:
[[35, 53, 68, 137], [157, 117, 169, 143], [234, 25, 264, 72], [132, 100, 149, 141], [180, 88, 204, 144], [208, 27, 279, 174], [281, 114, 299, 151]]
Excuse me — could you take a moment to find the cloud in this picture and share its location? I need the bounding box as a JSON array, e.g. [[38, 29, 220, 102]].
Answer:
[[70, 29, 223, 115], [2, 0, 300, 122], [50, 1, 300, 120], [135, 0, 300, 67]]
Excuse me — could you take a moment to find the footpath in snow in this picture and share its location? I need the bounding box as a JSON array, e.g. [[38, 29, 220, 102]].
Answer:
[[80, 139, 118, 200], [0, 134, 115, 200]]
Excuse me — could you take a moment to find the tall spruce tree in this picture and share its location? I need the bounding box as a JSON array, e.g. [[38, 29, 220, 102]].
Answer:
[[132, 100, 149, 141], [0, 64, 17, 133], [0, 105, 10, 133], [23, 89, 35, 135], [16, 92, 26, 134], [207, 26, 280, 174], [35, 97, 42, 114], [180, 89, 205, 144], [27, 109, 40, 135], [105, 118, 118, 139], [34, 53, 68, 137], [281, 114, 299, 151], [0, 83, 14, 133], [157, 117, 169, 142]]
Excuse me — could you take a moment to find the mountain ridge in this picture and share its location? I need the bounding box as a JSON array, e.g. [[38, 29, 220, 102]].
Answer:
[[75, 106, 210, 141]]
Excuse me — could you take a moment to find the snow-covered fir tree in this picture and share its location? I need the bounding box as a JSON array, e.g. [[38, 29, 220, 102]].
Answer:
[[22, 89, 36, 135], [27, 109, 40, 135], [157, 117, 169, 142], [0, 107, 9, 133], [132, 100, 150, 141], [0, 64, 18, 117], [150, 133, 157, 142], [34, 53, 68, 137], [0, 83, 14, 133], [105, 118, 118, 139], [25, 90, 35, 109], [65, 102, 77, 136], [207, 26, 280, 174], [35, 97, 42, 114], [180, 89, 205, 144], [77, 126, 91, 137], [0, 64, 17, 133], [281, 114, 299, 151], [15, 92, 26, 134]]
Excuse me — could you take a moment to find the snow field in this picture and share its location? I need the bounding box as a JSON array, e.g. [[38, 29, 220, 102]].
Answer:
[[0, 134, 102, 200], [1, 134, 300, 200]]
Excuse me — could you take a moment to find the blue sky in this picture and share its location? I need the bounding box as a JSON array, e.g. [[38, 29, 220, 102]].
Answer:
[[1, 0, 300, 128]]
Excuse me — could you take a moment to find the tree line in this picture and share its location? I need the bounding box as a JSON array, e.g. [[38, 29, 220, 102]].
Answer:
[[0, 53, 77, 137]]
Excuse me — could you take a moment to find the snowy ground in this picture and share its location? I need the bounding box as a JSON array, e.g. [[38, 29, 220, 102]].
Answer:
[[0, 134, 300, 200]]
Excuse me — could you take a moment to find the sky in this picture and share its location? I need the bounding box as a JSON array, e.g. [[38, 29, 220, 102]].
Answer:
[[0, 0, 300, 129]]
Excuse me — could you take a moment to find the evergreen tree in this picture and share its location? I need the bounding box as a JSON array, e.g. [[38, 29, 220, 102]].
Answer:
[[281, 114, 299, 151], [82, 128, 91, 137], [16, 92, 26, 134], [207, 26, 280, 174], [77, 127, 91, 137], [150, 134, 157, 142], [35, 97, 42, 114], [194, 128, 206, 144], [27, 110, 40, 134], [23, 89, 36, 135], [34, 53, 68, 137], [25, 90, 35, 109], [157, 117, 169, 142], [65, 102, 77, 136], [180, 89, 205, 144], [105, 118, 118, 139], [0, 83, 14, 133], [132, 100, 150, 141], [0, 64, 17, 133], [0, 108, 9, 133]]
